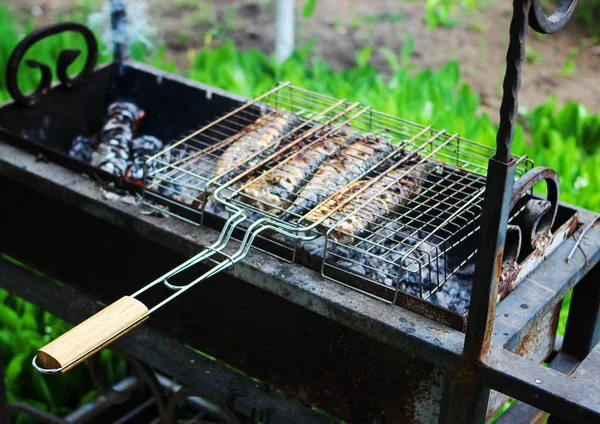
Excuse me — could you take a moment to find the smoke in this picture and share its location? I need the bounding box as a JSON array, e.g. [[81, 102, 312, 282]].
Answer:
[[87, 0, 158, 54]]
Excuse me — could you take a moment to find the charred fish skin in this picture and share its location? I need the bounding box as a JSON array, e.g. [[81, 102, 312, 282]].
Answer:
[[307, 165, 427, 245], [214, 110, 299, 184], [287, 136, 395, 219], [241, 133, 349, 215]]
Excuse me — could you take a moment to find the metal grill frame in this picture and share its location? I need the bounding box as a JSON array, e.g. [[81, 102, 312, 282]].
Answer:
[[143, 82, 532, 308]]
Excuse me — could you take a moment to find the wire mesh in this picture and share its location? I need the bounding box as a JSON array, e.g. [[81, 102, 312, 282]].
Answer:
[[143, 82, 532, 305]]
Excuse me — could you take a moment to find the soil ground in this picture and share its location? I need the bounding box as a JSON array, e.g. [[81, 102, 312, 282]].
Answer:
[[10, 0, 600, 118]]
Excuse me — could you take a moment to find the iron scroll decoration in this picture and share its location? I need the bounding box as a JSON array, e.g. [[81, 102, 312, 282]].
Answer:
[[495, 0, 578, 163], [529, 0, 579, 34], [504, 167, 560, 263], [5, 22, 98, 107]]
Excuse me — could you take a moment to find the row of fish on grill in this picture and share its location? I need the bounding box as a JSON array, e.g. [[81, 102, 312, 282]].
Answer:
[[200, 108, 430, 246]]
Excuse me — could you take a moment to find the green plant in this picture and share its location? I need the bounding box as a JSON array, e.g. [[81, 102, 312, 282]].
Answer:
[[557, 58, 577, 78], [172, 0, 198, 8], [525, 43, 541, 64], [526, 96, 600, 155], [425, 0, 478, 29], [0, 258, 126, 424], [364, 12, 405, 24], [577, 0, 600, 39], [302, 0, 318, 18]]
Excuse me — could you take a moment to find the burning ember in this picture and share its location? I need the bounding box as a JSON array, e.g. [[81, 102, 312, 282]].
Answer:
[[68, 101, 163, 183]]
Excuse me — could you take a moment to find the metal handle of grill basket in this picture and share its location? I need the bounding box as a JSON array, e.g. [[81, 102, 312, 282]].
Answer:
[[34, 296, 149, 373]]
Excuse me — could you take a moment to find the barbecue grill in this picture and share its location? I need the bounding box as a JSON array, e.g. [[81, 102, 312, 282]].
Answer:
[[0, 0, 599, 422]]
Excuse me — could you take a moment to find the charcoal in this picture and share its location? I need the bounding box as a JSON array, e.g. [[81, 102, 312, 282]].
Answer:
[[68, 135, 97, 163], [131, 134, 164, 154], [317, 221, 474, 314], [93, 101, 144, 178], [68, 102, 168, 182], [127, 135, 165, 183]]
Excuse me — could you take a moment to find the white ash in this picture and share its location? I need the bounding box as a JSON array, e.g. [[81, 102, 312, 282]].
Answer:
[[92, 102, 142, 177], [100, 187, 140, 206], [69, 135, 97, 163]]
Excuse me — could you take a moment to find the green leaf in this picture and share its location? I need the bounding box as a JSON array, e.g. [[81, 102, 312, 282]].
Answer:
[[20, 312, 38, 332], [400, 35, 415, 67], [78, 390, 99, 407], [356, 46, 373, 67], [302, 0, 317, 18], [0, 304, 20, 331], [6, 352, 28, 387], [379, 47, 399, 72], [32, 372, 54, 409]]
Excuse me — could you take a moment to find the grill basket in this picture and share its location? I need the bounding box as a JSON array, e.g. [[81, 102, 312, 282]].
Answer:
[[143, 82, 532, 306]]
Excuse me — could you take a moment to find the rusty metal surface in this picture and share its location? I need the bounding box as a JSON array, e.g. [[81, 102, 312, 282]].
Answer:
[[495, 352, 580, 424], [0, 139, 465, 366], [509, 166, 560, 246], [464, 158, 517, 359], [492, 206, 599, 353], [562, 263, 600, 360], [487, 303, 561, 419], [0, 175, 452, 423], [484, 346, 600, 421], [571, 342, 600, 391], [2, 132, 600, 421], [497, 211, 579, 302]]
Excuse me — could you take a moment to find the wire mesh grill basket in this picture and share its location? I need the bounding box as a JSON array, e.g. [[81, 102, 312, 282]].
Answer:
[[143, 82, 532, 304]]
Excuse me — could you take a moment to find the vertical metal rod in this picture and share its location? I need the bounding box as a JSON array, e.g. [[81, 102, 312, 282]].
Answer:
[[439, 1, 532, 421], [495, 0, 532, 163], [560, 263, 600, 360], [110, 0, 129, 72], [439, 159, 517, 424], [465, 164, 518, 355], [440, 373, 492, 424], [276, 0, 294, 63]]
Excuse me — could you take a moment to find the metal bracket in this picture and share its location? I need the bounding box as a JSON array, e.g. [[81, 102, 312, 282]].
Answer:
[[504, 166, 560, 261]]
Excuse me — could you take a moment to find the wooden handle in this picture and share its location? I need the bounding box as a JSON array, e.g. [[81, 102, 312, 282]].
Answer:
[[37, 296, 148, 373]]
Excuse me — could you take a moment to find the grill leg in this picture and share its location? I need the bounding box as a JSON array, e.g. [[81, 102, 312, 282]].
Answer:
[[439, 375, 490, 424], [548, 263, 600, 424], [561, 263, 600, 360], [438, 159, 516, 424]]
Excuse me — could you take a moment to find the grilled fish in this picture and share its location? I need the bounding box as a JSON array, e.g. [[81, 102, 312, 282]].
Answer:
[[286, 136, 395, 219], [306, 164, 427, 244], [215, 110, 298, 183], [240, 133, 350, 215]]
